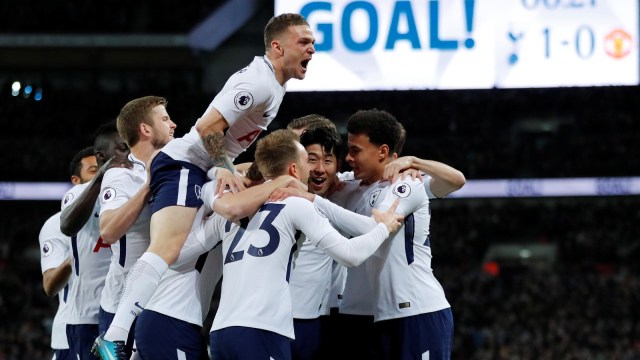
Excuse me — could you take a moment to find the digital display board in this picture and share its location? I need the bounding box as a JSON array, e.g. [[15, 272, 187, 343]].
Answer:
[[275, 0, 638, 91], [3, 177, 640, 200]]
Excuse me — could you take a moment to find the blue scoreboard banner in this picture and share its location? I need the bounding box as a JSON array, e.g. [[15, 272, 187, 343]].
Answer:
[[275, 0, 638, 90]]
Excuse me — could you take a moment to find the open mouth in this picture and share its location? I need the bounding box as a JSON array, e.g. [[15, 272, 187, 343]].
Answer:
[[301, 59, 310, 70], [310, 177, 325, 185]]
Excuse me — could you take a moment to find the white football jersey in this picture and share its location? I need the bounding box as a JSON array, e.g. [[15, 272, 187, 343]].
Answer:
[[39, 212, 73, 350], [211, 197, 389, 339], [98, 154, 152, 313], [161, 56, 286, 170], [289, 233, 333, 319], [288, 178, 360, 319], [60, 183, 111, 324], [146, 208, 230, 326], [326, 260, 347, 312], [329, 179, 387, 316], [324, 182, 353, 312], [315, 176, 451, 322]]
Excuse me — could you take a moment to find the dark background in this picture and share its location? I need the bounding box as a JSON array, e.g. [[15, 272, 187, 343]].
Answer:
[[0, 1, 638, 359]]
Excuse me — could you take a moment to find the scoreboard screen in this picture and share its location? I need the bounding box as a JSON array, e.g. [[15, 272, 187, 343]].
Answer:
[[275, 0, 639, 91]]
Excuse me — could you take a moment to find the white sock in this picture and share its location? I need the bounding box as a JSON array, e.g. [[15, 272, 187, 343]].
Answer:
[[104, 252, 168, 343]]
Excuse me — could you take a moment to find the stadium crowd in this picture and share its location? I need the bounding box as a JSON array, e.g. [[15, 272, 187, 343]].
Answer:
[[1, 84, 639, 182], [0, 0, 225, 33]]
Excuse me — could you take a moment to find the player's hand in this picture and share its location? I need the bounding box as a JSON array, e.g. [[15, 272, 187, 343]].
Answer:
[[269, 187, 313, 202], [215, 168, 246, 196], [273, 175, 309, 192], [234, 162, 253, 177], [371, 198, 404, 234], [383, 156, 422, 183], [398, 168, 423, 182]]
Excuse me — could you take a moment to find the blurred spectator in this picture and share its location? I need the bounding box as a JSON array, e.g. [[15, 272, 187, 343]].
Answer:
[[2, 85, 639, 181], [0, 0, 225, 34]]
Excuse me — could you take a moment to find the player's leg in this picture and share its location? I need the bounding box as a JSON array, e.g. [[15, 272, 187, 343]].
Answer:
[[291, 318, 323, 360], [170, 219, 212, 273], [101, 208, 198, 342], [98, 307, 136, 358], [373, 308, 454, 360], [210, 327, 292, 360], [67, 323, 99, 359], [332, 313, 376, 360], [135, 310, 204, 360], [52, 348, 73, 360], [96, 153, 206, 359]]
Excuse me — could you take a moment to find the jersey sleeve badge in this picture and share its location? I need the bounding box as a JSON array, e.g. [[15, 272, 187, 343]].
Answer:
[[41, 241, 53, 257], [101, 187, 116, 204], [234, 91, 254, 110], [62, 193, 74, 206], [392, 182, 411, 198]]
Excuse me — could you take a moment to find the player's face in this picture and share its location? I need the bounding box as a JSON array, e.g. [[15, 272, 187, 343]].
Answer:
[[281, 25, 315, 81], [295, 142, 311, 184], [98, 134, 130, 167], [149, 105, 176, 148], [346, 133, 384, 185], [79, 155, 98, 183], [306, 144, 338, 197]]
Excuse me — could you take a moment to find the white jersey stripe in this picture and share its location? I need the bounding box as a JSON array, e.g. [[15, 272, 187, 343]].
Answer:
[[177, 167, 189, 206], [177, 349, 186, 360]]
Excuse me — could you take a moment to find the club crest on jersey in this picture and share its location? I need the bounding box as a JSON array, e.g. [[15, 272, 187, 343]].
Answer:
[[101, 187, 116, 204], [41, 241, 52, 257], [63, 193, 74, 205], [392, 182, 411, 198], [194, 184, 202, 200], [369, 189, 382, 207], [234, 91, 253, 110]]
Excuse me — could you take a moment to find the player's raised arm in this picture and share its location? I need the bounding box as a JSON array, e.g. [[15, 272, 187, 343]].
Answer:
[[295, 198, 403, 268], [61, 152, 131, 236]]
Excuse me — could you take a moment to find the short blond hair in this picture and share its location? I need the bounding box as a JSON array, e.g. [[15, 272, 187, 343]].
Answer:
[[254, 129, 301, 178]]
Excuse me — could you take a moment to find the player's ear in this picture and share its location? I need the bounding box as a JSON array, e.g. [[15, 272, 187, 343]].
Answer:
[[70, 175, 81, 185], [139, 122, 151, 137], [94, 150, 106, 165], [288, 161, 298, 178], [271, 39, 284, 56], [379, 145, 390, 160]]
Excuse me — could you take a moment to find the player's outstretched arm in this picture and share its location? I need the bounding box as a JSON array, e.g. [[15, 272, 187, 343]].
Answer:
[[305, 199, 403, 267], [205, 175, 307, 222], [60, 154, 132, 236]]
